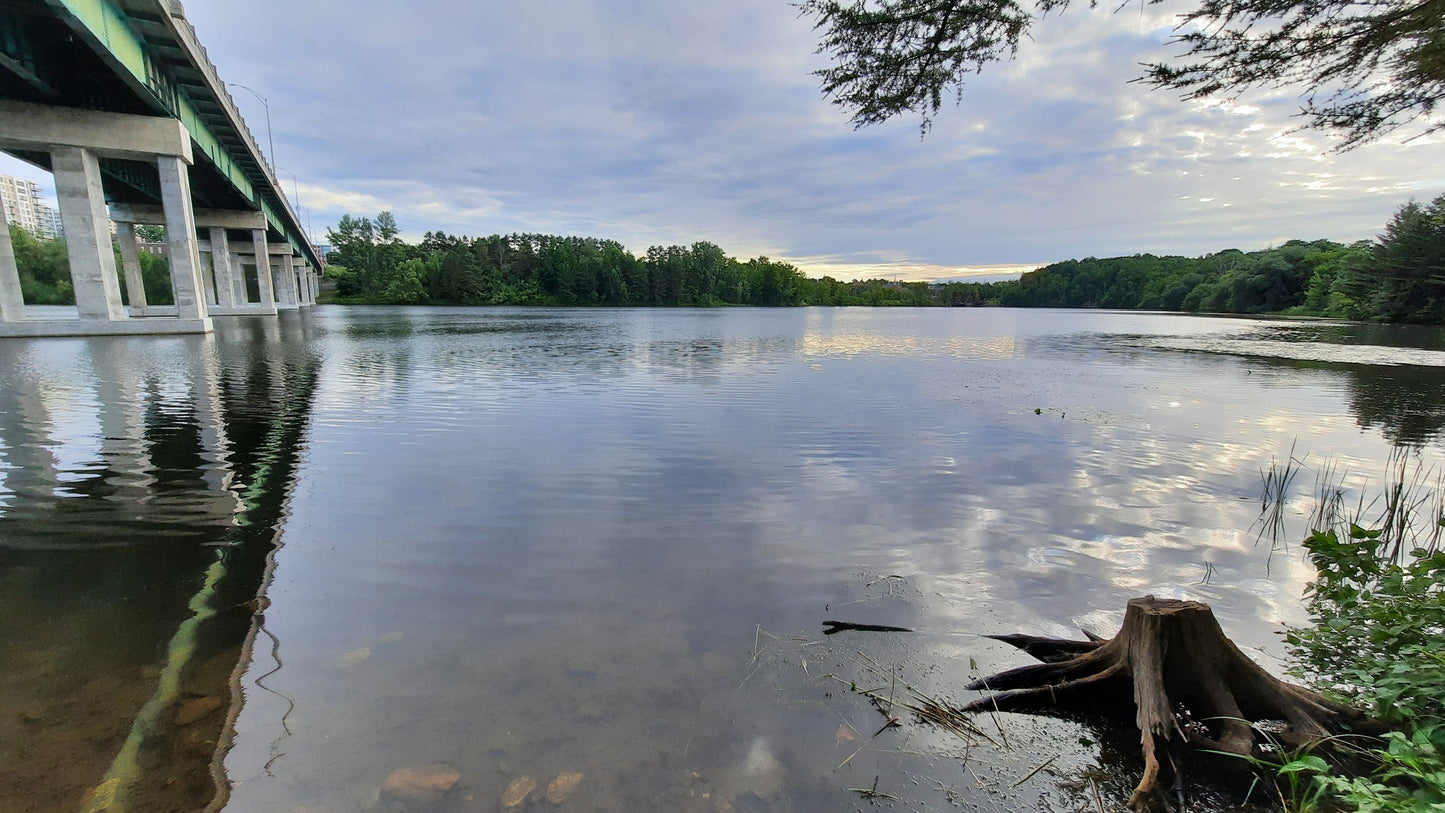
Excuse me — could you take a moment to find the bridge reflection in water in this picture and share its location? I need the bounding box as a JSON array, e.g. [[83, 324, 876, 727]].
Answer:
[[0, 314, 320, 812]]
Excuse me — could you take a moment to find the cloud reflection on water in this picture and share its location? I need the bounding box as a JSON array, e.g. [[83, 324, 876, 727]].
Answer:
[[304, 307, 1441, 658], [209, 307, 1445, 811]]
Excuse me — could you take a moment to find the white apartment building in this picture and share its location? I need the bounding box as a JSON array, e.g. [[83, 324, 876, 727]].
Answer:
[[0, 174, 62, 240]]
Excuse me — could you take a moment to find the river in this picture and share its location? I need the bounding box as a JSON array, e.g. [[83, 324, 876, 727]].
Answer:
[[1, 306, 1442, 812]]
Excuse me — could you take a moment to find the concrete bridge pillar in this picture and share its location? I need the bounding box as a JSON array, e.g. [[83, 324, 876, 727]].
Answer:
[[53, 146, 127, 321], [158, 155, 210, 325], [0, 203, 25, 322], [266, 258, 283, 309], [109, 205, 275, 317], [235, 253, 250, 305], [299, 261, 310, 306], [0, 101, 214, 335], [273, 252, 298, 309], [288, 261, 302, 307], [209, 227, 236, 309], [229, 237, 249, 306], [252, 229, 276, 311], [114, 222, 149, 310], [294, 259, 314, 306], [214, 240, 276, 317], [198, 248, 218, 307]]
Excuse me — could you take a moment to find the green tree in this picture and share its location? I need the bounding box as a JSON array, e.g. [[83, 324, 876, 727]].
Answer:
[[1324, 244, 1378, 319], [1362, 194, 1445, 323], [326, 213, 377, 296], [540, 239, 578, 301], [375, 211, 400, 243], [326, 211, 411, 297], [683, 241, 727, 305], [427, 247, 485, 304], [646, 245, 687, 305], [746, 256, 803, 306], [9, 224, 72, 304], [800, 0, 1445, 148], [134, 224, 165, 242], [138, 250, 174, 305], [595, 241, 635, 303], [378, 257, 432, 305]]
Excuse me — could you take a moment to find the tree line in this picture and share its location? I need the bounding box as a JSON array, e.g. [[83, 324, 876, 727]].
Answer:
[[4, 193, 1440, 322], [989, 193, 1445, 322], [324, 211, 960, 307], [325, 194, 1445, 322]]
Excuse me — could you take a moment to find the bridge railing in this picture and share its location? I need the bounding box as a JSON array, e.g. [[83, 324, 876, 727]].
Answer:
[[154, 1, 320, 269]]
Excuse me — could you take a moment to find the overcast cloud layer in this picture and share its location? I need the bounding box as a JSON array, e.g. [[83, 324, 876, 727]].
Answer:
[[7, 0, 1444, 279]]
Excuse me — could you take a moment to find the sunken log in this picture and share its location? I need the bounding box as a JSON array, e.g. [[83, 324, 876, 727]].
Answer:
[[962, 596, 1386, 810]]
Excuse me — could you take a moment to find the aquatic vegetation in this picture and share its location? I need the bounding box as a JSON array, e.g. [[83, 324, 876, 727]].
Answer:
[[1266, 450, 1445, 812]]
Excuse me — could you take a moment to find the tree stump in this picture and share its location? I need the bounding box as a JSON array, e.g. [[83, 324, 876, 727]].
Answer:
[[961, 596, 1385, 810]]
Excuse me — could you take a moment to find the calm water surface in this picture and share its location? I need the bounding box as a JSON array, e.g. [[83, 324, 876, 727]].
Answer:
[[2, 307, 1443, 812]]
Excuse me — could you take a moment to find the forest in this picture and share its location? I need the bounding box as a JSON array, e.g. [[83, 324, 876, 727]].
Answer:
[[321, 194, 1445, 322], [321, 212, 947, 308], [7, 193, 1443, 322], [992, 194, 1445, 321]]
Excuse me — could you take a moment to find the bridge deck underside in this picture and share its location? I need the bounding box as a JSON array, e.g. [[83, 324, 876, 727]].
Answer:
[[0, 0, 315, 259]]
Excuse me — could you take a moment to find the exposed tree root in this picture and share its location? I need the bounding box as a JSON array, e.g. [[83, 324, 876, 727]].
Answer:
[[962, 596, 1387, 810]]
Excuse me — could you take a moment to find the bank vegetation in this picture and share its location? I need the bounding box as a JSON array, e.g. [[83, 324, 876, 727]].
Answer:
[[321, 193, 1445, 323], [5, 192, 1441, 323]]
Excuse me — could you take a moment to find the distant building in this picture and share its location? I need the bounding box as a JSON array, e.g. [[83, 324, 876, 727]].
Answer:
[[0, 174, 62, 239], [138, 241, 168, 256], [41, 207, 63, 239]]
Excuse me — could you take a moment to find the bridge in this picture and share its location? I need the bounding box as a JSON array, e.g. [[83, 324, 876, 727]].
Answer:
[[0, 0, 322, 337]]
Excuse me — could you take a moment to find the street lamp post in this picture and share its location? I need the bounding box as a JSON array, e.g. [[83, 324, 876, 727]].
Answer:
[[227, 82, 274, 170], [276, 166, 302, 214]]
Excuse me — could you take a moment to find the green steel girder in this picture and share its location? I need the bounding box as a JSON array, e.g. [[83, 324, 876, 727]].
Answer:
[[100, 157, 163, 202], [4, 149, 178, 207], [49, 0, 258, 201], [39, 0, 321, 266], [0, 7, 59, 97]]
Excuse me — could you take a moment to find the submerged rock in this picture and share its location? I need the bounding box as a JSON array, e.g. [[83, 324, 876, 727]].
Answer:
[[375, 765, 461, 811], [729, 738, 784, 801], [575, 700, 606, 721], [80, 778, 119, 813], [336, 647, 372, 668], [681, 786, 736, 813], [501, 776, 537, 808], [698, 651, 731, 674], [545, 772, 583, 804], [175, 696, 223, 726]]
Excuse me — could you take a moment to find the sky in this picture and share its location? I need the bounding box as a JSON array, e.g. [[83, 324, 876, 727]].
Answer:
[[4, 0, 1444, 281]]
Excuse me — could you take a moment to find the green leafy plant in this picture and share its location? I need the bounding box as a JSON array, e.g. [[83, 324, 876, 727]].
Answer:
[[1204, 723, 1338, 813], [1318, 726, 1445, 812], [1288, 527, 1445, 724], [1283, 518, 1445, 812], [1272, 753, 1334, 813]]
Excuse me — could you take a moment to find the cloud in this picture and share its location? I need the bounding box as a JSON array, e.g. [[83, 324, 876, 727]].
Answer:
[[11, 1, 1445, 279]]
